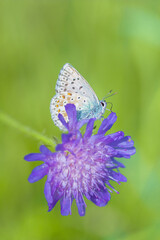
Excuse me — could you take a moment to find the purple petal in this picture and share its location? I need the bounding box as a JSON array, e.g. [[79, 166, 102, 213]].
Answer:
[[65, 104, 77, 130], [98, 112, 117, 135], [24, 153, 46, 162], [44, 181, 53, 204], [84, 118, 96, 138], [45, 153, 57, 166], [104, 131, 124, 144], [108, 170, 127, 182], [75, 131, 83, 141], [116, 147, 136, 158], [105, 145, 117, 156], [87, 187, 110, 207], [60, 196, 72, 216], [55, 144, 64, 151], [48, 189, 63, 212], [58, 113, 69, 130], [76, 119, 89, 130], [62, 133, 72, 144], [40, 145, 52, 155], [112, 159, 125, 168], [105, 181, 119, 194], [88, 135, 104, 145], [116, 136, 134, 148], [28, 164, 48, 183], [75, 191, 86, 216]]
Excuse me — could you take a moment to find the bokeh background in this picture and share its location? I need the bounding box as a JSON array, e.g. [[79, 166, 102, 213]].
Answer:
[[0, 1, 160, 240]]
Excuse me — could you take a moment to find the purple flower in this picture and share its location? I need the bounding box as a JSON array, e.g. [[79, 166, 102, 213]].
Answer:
[[24, 104, 136, 216]]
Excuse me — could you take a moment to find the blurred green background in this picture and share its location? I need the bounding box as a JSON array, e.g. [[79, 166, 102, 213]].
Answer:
[[0, 0, 160, 240]]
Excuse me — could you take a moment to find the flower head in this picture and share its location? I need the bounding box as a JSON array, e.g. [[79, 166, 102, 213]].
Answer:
[[24, 104, 136, 216]]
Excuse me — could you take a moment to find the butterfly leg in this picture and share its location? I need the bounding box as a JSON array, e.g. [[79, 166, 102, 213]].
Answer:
[[106, 102, 113, 112], [99, 115, 104, 123]]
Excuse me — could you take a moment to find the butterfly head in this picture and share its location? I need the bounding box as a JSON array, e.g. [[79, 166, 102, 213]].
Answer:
[[100, 100, 107, 114]]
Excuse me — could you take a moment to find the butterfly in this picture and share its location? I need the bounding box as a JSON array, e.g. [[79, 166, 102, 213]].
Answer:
[[50, 63, 110, 131]]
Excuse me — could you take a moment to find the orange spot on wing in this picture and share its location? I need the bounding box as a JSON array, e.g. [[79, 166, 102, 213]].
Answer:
[[67, 93, 72, 96], [57, 100, 60, 103], [62, 95, 65, 99], [56, 105, 59, 107], [58, 109, 60, 113]]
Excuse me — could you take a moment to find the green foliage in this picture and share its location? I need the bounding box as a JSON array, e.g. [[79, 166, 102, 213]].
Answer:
[[0, 0, 160, 239]]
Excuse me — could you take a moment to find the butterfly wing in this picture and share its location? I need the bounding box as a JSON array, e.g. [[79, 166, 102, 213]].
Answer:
[[50, 63, 100, 131]]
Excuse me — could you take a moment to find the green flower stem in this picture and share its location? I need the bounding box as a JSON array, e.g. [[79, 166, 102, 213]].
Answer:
[[0, 111, 55, 147]]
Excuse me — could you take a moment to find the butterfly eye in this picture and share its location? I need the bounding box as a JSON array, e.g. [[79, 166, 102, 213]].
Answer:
[[101, 102, 105, 107]]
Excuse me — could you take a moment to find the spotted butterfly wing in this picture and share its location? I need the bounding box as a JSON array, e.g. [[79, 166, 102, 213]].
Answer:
[[50, 63, 101, 131]]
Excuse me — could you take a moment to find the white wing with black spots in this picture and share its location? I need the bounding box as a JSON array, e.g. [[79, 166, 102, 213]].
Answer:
[[50, 63, 102, 131]]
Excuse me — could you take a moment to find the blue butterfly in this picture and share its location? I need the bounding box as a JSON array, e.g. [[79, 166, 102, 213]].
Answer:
[[50, 63, 113, 131]]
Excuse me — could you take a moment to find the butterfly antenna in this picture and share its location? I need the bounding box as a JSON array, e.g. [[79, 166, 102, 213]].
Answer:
[[102, 90, 117, 100]]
